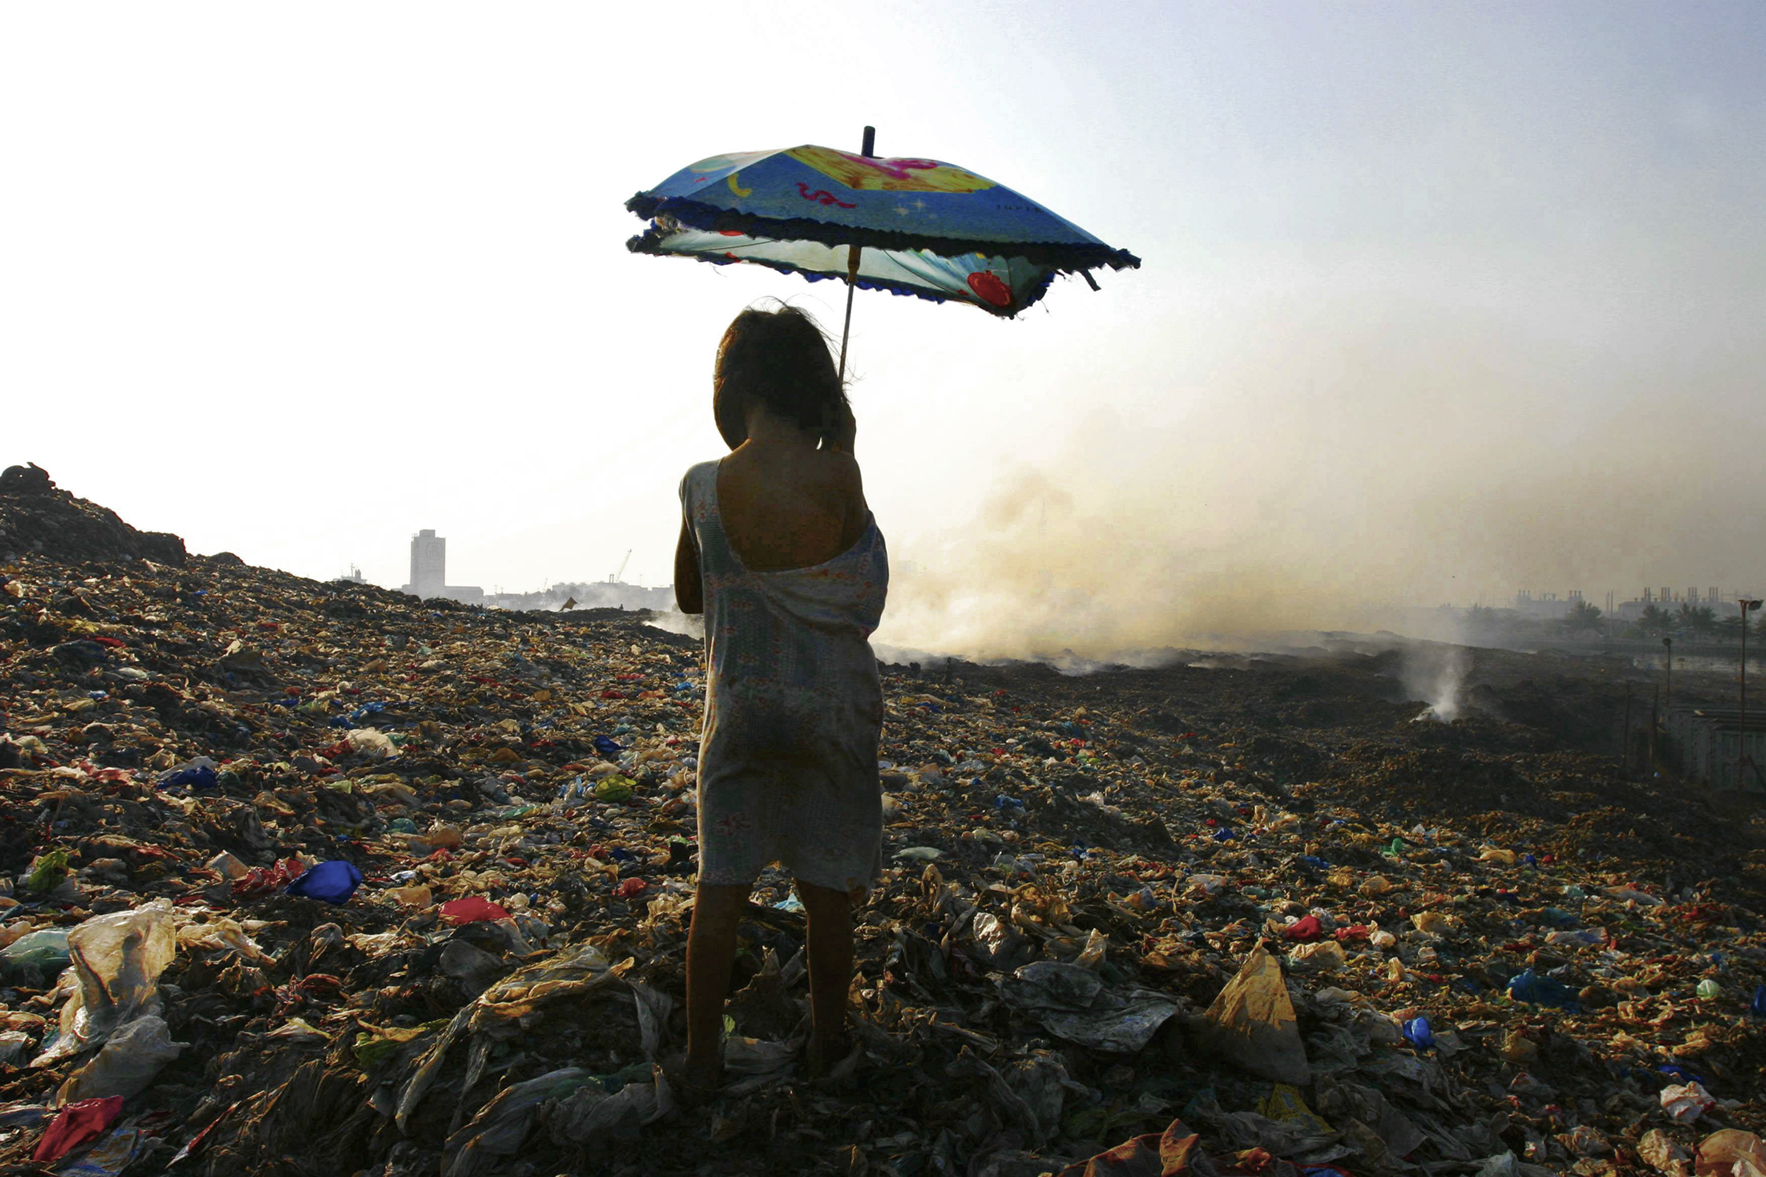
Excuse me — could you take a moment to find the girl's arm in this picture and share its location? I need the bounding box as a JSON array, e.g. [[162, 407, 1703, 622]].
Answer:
[[674, 518, 703, 614]]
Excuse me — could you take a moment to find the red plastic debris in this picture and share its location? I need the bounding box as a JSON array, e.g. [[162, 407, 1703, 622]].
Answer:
[[232, 856, 306, 899], [614, 878, 649, 899], [439, 897, 510, 923], [33, 1096, 124, 1162], [1283, 915, 1325, 942]]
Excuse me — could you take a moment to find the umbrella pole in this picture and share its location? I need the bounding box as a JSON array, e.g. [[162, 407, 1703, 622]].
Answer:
[[837, 126, 876, 384], [839, 246, 859, 382]]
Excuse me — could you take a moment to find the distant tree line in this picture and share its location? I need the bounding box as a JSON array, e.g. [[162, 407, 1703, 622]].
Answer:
[[1460, 600, 1766, 643], [1629, 601, 1763, 640]]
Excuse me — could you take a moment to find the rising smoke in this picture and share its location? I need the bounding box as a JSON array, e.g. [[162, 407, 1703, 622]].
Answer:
[[1403, 643, 1473, 723], [871, 291, 1766, 664]]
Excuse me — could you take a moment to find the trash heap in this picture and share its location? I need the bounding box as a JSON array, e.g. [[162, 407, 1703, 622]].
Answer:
[[0, 469, 1762, 1177]]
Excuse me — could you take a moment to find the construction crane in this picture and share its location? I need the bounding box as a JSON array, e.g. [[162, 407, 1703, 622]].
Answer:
[[609, 549, 631, 584]]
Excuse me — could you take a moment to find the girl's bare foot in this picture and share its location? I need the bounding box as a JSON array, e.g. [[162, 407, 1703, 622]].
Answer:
[[669, 1051, 723, 1107], [804, 1031, 852, 1080]]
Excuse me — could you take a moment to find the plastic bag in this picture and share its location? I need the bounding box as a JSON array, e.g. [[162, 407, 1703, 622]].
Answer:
[[157, 756, 219, 788], [1696, 1129, 1766, 1177], [593, 776, 634, 802], [1287, 940, 1347, 972], [33, 900, 176, 1067], [174, 918, 272, 963], [57, 1014, 185, 1103], [284, 860, 363, 904], [999, 961, 1178, 1053], [203, 851, 249, 881], [1506, 969, 1580, 1010], [1074, 928, 1108, 970], [345, 728, 396, 759], [1197, 944, 1311, 1085], [1637, 1129, 1692, 1176], [25, 849, 71, 894], [442, 1067, 599, 1177], [31, 1097, 123, 1163], [232, 857, 306, 899], [1662, 1081, 1715, 1123], [545, 1064, 673, 1150], [441, 898, 511, 924], [1282, 914, 1324, 942], [0, 928, 71, 983]]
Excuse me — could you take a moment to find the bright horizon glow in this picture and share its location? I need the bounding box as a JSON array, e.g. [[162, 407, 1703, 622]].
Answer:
[[5, 3, 1765, 655]]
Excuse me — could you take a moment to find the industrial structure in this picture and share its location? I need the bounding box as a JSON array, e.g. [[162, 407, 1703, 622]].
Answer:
[[1507, 586, 1756, 623]]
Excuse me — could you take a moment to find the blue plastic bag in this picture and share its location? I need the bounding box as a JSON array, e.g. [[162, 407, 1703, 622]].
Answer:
[[284, 860, 363, 904], [1658, 1062, 1709, 1087], [1402, 1016, 1434, 1049], [1753, 985, 1766, 1018], [1506, 969, 1580, 1010], [159, 764, 217, 789], [593, 735, 622, 756]]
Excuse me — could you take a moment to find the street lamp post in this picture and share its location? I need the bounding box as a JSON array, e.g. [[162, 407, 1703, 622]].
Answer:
[[1663, 636, 1672, 710], [1740, 599, 1762, 791]]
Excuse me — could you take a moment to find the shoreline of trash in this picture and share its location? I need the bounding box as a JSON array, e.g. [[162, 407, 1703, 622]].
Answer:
[[1, 470, 1763, 1176]]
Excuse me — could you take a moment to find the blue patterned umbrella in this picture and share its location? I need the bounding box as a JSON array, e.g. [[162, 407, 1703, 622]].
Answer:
[[626, 129, 1139, 370]]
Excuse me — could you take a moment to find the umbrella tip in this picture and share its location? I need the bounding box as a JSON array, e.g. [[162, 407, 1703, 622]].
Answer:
[[861, 126, 876, 158]]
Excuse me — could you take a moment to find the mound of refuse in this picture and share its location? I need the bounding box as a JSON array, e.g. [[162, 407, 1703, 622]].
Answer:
[[0, 465, 185, 567], [0, 487, 1762, 1176]]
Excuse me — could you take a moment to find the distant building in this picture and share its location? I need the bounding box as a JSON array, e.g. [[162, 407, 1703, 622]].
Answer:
[[400, 529, 483, 603], [482, 579, 673, 613], [1511, 590, 1574, 620]]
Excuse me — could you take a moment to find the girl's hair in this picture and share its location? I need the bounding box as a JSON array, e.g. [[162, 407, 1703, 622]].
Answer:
[[713, 303, 850, 449]]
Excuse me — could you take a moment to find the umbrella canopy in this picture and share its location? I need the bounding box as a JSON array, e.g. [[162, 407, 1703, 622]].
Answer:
[[626, 144, 1139, 318]]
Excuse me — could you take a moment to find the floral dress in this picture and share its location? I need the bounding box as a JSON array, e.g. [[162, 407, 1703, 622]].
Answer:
[[680, 460, 889, 895]]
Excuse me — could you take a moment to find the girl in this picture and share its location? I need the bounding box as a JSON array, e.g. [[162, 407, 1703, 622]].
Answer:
[[673, 303, 888, 1094]]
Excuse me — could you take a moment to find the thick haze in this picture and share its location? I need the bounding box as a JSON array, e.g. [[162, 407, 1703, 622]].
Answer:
[[5, 3, 1764, 658]]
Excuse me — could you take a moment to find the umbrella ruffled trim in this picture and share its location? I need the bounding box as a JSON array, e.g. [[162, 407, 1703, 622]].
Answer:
[[625, 193, 1140, 273], [625, 231, 1059, 318]]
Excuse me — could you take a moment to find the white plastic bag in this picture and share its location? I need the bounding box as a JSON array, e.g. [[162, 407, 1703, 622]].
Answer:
[[32, 900, 176, 1067], [57, 1014, 184, 1104]]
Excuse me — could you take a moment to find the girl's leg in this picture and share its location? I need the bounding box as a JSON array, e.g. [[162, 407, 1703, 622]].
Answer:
[[685, 882, 749, 1083], [793, 879, 854, 1074]]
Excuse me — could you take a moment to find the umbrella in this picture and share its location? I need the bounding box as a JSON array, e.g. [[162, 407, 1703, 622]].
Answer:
[[625, 127, 1139, 375]]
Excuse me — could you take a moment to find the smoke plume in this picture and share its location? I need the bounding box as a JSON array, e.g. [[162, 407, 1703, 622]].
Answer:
[[870, 291, 1766, 662]]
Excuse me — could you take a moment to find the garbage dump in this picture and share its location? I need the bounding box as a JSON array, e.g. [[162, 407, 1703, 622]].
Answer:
[[0, 467, 1763, 1176]]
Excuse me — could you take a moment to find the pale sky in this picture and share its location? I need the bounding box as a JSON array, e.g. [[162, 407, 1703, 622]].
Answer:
[[6, 3, 1764, 655]]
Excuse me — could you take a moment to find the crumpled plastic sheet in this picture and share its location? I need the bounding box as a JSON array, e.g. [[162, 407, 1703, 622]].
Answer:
[[1000, 960, 1180, 1053]]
